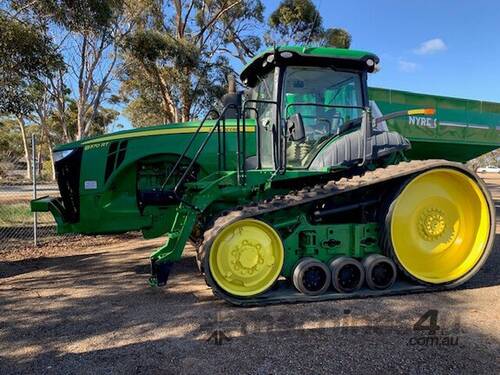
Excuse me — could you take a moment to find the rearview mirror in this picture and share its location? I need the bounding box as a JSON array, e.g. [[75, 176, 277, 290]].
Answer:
[[286, 113, 305, 142]]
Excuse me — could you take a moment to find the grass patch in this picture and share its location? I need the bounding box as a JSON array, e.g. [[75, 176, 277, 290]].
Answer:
[[0, 203, 54, 226]]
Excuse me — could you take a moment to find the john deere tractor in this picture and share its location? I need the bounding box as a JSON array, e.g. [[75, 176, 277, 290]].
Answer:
[[32, 46, 496, 305]]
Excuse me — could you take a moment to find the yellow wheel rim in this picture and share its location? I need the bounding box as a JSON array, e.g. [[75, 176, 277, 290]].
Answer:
[[209, 219, 284, 297], [391, 168, 490, 284]]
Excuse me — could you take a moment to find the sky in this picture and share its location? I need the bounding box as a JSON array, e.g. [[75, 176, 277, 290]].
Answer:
[[276, 0, 500, 102]]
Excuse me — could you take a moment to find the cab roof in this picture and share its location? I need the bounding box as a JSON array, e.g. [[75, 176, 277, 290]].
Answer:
[[240, 46, 379, 87]]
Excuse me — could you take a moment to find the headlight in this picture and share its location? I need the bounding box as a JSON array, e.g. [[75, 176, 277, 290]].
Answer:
[[53, 149, 75, 162]]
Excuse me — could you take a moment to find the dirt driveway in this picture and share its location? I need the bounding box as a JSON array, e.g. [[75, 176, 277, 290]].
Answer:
[[0, 176, 499, 374]]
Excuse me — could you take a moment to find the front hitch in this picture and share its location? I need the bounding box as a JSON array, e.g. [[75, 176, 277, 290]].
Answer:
[[30, 196, 73, 232], [149, 260, 174, 287]]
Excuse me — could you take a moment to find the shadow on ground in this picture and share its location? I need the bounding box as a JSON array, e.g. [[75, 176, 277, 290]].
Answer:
[[0, 234, 499, 374], [0, 181, 498, 374]]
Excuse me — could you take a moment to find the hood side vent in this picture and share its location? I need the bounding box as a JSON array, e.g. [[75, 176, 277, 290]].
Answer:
[[104, 140, 128, 181]]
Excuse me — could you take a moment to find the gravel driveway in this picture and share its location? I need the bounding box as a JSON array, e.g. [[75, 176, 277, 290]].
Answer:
[[0, 176, 498, 375]]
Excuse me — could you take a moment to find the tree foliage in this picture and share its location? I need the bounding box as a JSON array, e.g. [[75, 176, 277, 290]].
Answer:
[[324, 27, 352, 49], [267, 0, 323, 45], [266, 0, 352, 49], [10, 0, 130, 140], [0, 14, 63, 116], [11, 0, 123, 33], [218, 0, 264, 64], [119, 0, 264, 125], [1, 0, 353, 136], [0, 119, 23, 160]]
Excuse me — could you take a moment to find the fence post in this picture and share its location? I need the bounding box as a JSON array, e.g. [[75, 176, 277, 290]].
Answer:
[[32, 134, 37, 247]]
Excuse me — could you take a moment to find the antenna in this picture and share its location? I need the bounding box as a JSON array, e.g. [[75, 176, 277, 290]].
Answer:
[[305, 0, 323, 45]]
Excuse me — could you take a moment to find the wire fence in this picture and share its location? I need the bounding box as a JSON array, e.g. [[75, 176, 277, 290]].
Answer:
[[0, 136, 73, 251]]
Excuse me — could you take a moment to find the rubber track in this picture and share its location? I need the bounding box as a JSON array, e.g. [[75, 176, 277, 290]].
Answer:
[[198, 160, 495, 306]]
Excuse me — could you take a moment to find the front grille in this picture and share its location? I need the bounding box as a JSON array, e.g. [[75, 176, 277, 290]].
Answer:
[[55, 147, 83, 223]]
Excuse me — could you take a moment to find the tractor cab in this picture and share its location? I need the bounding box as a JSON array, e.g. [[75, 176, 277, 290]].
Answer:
[[238, 46, 410, 172]]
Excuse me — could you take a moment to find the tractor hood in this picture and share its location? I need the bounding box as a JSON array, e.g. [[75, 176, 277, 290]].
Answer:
[[53, 121, 209, 151], [53, 119, 255, 152]]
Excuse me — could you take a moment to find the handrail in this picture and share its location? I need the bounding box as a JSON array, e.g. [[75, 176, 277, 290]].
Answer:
[[242, 107, 261, 169], [164, 99, 285, 194], [173, 104, 238, 194], [161, 108, 220, 191], [243, 99, 280, 174]]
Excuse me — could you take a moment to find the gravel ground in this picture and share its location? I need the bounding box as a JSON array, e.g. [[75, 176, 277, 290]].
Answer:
[[0, 175, 499, 375]]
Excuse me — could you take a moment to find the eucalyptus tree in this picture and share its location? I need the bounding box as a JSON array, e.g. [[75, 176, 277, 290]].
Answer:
[[120, 0, 264, 126]]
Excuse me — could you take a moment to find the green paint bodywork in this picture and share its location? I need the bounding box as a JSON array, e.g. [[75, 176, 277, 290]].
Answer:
[[271, 213, 380, 277], [247, 45, 378, 65], [46, 120, 256, 235], [240, 45, 379, 87], [32, 46, 499, 284], [370, 87, 500, 161]]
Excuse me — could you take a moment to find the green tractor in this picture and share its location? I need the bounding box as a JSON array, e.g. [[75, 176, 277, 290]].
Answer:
[[32, 46, 496, 305]]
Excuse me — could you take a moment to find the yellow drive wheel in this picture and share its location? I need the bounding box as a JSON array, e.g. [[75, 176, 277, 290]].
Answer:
[[208, 219, 284, 297], [388, 168, 492, 284]]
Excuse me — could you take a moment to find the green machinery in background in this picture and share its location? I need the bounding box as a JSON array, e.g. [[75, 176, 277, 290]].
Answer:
[[32, 46, 498, 305], [369, 87, 499, 161]]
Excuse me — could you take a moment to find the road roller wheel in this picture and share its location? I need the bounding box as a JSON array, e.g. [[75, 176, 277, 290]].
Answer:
[[363, 254, 397, 290], [205, 219, 284, 297], [293, 258, 331, 295], [329, 257, 365, 293], [385, 168, 493, 285]]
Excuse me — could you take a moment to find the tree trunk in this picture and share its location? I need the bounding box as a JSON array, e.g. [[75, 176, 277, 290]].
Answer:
[[48, 143, 56, 181], [43, 129, 56, 181], [152, 65, 178, 123], [76, 101, 86, 140], [16, 116, 32, 180], [76, 35, 88, 140], [182, 90, 192, 122], [51, 70, 70, 142], [43, 126, 56, 181]]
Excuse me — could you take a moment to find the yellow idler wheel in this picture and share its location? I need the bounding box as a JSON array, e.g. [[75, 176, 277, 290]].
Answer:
[[388, 168, 492, 285], [208, 219, 284, 297]]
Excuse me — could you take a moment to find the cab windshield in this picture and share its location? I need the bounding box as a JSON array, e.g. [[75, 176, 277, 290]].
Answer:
[[283, 66, 364, 167]]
